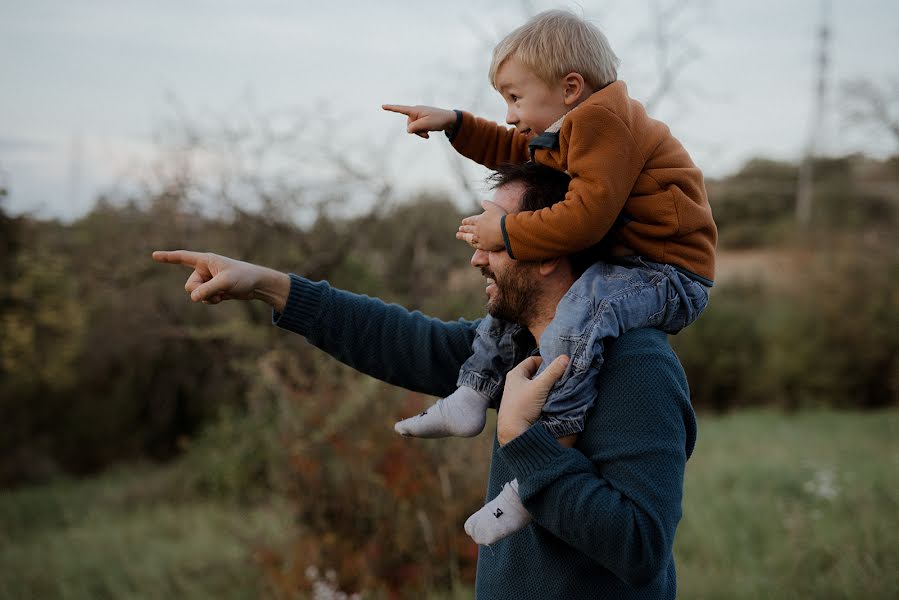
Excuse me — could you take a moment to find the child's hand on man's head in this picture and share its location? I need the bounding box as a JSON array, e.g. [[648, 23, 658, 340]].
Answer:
[[456, 199, 506, 251], [382, 104, 456, 139]]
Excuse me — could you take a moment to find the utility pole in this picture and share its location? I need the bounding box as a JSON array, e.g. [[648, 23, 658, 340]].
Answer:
[[67, 134, 83, 214], [796, 0, 832, 227]]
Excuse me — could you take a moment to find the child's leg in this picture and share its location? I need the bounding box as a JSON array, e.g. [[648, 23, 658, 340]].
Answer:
[[535, 258, 709, 434], [464, 434, 577, 545], [394, 385, 490, 438], [394, 315, 523, 438], [464, 479, 530, 545]]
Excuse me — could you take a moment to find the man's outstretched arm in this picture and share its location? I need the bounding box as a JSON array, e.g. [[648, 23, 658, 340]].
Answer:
[[273, 274, 477, 397], [152, 250, 292, 310], [152, 250, 477, 398]]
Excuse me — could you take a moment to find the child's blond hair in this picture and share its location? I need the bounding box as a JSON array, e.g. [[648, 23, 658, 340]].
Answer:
[[489, 9, 619, 92]]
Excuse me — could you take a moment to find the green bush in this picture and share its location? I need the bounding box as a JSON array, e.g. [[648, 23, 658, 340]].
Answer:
[[671, 281, 768, 410], [673, 240, 899, 411]]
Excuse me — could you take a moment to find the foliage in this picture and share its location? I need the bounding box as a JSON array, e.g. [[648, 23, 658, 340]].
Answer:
[[707, 154, 898, 248], [1, 148, 897, 596], [0, 462, 292, 600], [2, 409, 895, 599], [239, 348, 488, 598], [672, 235, 899, 411], [676, 409, 899, 599], [0, 187, 474, 486], [706, 158, 799, 248]]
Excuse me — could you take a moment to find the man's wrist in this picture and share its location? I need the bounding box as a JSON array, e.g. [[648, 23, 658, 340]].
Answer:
[[497, 422, 566, 479], [498, 418, 533, 446], [252, 269, 291, 313]]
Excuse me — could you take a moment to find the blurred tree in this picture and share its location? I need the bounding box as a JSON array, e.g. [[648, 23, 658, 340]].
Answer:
[[0, 218, 85, 483], [0, 183, 17, 300], [842, 77, 899, 151], [706, 158, 798, 248], [707, 153, 898, 248], [639, 0, 709, 115], [671, 281, 767, 411]]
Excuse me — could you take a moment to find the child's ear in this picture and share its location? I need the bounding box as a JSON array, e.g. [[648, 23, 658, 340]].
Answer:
[[562, 72, 587, 106]]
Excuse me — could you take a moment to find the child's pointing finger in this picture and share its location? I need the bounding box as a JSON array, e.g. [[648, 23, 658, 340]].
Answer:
[[382, 104, 413, 115]]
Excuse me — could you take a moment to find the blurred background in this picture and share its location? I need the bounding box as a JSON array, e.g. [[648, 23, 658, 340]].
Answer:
[[1, 1, 896, 598]]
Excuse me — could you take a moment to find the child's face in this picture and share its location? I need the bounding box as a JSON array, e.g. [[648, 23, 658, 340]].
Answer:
[[494, 57, 571, 140]]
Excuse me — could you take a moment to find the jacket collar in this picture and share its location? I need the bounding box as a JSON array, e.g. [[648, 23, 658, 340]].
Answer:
[[528, 115, 564, 151]]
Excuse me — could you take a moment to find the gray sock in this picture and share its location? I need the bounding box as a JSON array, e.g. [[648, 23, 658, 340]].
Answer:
[[394, 386, 489, 438], [464, 478, 532, 545]]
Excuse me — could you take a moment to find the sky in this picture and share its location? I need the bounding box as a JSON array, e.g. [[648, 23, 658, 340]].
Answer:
[[1, 0, 897, 221]]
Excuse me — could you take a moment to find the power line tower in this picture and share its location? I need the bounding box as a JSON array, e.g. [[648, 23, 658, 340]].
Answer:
[[796, 0, 832, 227], [67, 134, 84, 213]]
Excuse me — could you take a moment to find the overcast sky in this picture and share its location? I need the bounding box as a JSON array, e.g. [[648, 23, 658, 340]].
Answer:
[[1, 0, 897, 220]]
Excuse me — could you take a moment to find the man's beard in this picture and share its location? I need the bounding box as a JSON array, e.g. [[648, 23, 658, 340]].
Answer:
[[482, 263, 539, 326]]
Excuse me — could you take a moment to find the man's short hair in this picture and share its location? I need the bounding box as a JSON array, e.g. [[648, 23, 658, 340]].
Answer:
[[489, 9, 619, 92], [487, 162, 606, 276]]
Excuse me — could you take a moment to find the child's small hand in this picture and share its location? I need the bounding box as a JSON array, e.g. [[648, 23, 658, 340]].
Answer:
[[456, 200, 507, 251], [382, 104, 456, 139]]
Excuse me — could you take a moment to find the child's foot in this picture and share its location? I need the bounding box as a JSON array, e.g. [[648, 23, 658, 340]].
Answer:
[[394, 386, 489, 438], [464, 479, 531, 545]]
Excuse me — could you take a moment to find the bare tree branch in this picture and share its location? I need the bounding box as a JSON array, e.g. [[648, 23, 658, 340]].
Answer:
[[642, 0, 706, 113], [842, 77, 899, 149]]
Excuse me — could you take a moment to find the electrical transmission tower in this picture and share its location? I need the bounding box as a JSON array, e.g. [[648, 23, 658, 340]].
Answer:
[[796, 0, 832, 227]]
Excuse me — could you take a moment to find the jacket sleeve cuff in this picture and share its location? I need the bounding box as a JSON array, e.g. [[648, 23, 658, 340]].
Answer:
[[497, 422, 565, 479], [444, 109, 464, 142], [272, 274, 327, 336], [500, 214, 516, 259]]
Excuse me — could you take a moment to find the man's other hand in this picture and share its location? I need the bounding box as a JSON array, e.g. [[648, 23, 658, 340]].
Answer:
[[497, 355, 569, 446]]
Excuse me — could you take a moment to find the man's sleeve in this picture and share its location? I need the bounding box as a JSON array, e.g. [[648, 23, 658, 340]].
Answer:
[[272, 274, 477, 398], [450, 111, 530, 169], [498, 332, 694, 586]]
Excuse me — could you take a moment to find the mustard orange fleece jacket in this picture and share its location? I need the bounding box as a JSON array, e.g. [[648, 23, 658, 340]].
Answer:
[[450, 81, 717, 282]]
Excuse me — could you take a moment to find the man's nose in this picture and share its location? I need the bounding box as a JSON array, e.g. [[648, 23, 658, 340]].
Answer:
[[471, 248, 488, 267]]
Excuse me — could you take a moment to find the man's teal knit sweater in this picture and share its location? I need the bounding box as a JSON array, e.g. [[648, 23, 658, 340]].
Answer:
[[274, 275, 697, 600]]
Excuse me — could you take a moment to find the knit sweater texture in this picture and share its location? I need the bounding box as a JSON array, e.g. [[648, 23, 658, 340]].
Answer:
[[451, 81, 717, 282], [274, 274, 697, 599]]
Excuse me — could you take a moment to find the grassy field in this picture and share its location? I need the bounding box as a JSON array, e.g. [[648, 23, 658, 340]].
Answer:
[[1, 409, 896, 599], [677, 410, 898, 599], [0, 464, 294, 599]]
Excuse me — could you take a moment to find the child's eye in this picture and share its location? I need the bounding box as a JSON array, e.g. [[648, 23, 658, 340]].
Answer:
[[510, 95, 519, 102]]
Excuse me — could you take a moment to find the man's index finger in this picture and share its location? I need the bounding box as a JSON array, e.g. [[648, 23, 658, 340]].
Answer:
[[153, 250, 201, 267]]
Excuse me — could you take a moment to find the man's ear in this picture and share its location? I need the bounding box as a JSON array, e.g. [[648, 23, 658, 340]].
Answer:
[[562, 72, 587, 106], [538, 257, 564, 276]]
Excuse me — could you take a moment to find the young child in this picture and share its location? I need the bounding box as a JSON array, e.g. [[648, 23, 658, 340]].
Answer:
[[383, 9, 716, 545]]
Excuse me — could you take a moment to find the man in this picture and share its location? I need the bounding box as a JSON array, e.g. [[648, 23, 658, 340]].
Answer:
[[153, 162, 697, 599]]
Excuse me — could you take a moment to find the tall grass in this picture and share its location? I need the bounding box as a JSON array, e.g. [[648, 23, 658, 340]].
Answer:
[[1, 409, 896, 599], [0, 456, 293, 599], [677, 410, 898, 599]]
